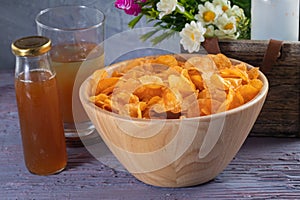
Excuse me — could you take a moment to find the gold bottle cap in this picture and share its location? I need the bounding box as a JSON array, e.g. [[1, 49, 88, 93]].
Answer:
[[11, 36, 51, 57]]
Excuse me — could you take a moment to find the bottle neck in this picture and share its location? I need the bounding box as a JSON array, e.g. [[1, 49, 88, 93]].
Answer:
[[15, 53, 54, 79]]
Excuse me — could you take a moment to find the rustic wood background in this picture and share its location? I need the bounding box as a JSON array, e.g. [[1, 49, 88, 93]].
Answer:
[[218, 40, 300, 137]]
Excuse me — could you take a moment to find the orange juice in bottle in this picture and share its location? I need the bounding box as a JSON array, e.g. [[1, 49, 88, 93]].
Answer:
[[12, 36, 67, 175]]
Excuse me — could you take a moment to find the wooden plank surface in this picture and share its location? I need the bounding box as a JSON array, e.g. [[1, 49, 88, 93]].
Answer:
[[1, 69, 300, 199]]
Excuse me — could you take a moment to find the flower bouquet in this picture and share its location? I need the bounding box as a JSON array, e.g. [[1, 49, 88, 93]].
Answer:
[[115, 0, 250, 53]]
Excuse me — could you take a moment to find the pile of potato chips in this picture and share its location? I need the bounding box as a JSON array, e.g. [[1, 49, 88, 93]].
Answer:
[[89, 54, 263, 119]]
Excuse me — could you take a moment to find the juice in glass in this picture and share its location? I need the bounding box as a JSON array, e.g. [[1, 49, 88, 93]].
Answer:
[[35, 6, 105, 142], [51, 42, 104, 137]]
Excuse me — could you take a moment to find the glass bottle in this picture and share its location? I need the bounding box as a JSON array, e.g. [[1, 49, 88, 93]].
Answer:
[[12, 36, 67, 175]]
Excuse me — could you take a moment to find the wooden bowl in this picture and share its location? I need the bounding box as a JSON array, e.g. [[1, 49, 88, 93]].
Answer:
[[79, 55, 268, 187]]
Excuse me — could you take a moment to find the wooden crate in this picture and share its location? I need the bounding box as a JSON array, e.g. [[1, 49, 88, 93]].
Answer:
[[216, 40, 300, 137]]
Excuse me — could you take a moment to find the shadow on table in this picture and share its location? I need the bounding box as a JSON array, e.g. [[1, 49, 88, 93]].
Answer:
[[65, 130, 101, 170]]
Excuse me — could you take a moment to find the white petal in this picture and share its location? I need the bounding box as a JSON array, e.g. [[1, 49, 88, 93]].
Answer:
[[176, 4, 185, 13]]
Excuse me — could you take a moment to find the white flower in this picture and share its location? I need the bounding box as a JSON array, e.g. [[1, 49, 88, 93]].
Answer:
[[214, 13, 238, 39], [179, 21, 206, 53], [226, 5, 244, 19], [213, 0, 231, 12], [195, 1, 222, 25], [204, 25, 216, 38], [157, 0, 184, 19]]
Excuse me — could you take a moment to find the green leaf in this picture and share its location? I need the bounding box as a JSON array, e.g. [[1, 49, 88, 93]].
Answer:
[[140, 29, 161, 42], [128, 14, 143, 29], [151, 30, 176, 45]]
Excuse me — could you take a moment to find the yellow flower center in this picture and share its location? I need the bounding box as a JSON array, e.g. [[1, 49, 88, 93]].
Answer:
[[222, 5, 229, 12], [190, 33, 195, 41], [224, 23, 234, 30], [203, 11, 216, 22]]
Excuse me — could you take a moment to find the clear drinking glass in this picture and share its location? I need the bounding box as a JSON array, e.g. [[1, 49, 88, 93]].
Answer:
[[35, 6, 105, 142]]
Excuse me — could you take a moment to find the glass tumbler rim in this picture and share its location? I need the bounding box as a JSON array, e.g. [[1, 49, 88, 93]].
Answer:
[[35, 5, 105, 32]]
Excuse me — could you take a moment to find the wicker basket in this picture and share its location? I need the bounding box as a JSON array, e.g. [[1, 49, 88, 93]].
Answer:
[[213, 40, 299, 137]]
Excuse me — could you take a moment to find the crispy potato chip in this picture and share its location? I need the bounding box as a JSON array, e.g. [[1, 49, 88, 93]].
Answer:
[[111, 70, 123, 77], [188, 69, 204, 90], [119, 58, 146, 73], [124, 102, 147, 118], [162, 87, 182, 113], [101, 85, 115, 95], [210, 74, 228, 90], [111, 92, 139, 106], [222, 88, 244, 110], [92, 69, 108, 83], [198, 98, 222, 116], [95, 77, 120, 95], [134, 85, 163, 101], [210, 88, 227, 103], [150, 101, 166, 113], [90, 93, 112, 111], [235, 62, 247, 71], [208, 54, 232, 70], [220, 68, 249, 82], [89, 54, 264, 119], [224, 78, 242, 89], [172, 65, 183, 73], [89, 93, 108, 105], [249, 79, 263, 90], [230, 90, 244, 109], [114, 78, 140, 93], [138, 75, 164, 85], [237, 84, 260, 103], [181, 69, 195, 88], [147, 96, 162, 107], [168, 74, 195, 95], [181, 92, 199, 117], [185, 56, 217, 74], [152, 55, 178, 67], [247, 67, 260, 79]]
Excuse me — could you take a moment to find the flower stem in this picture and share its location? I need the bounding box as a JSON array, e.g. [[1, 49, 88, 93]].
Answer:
[[182, 11, 194, 20], [177, 3, 194, 20]]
